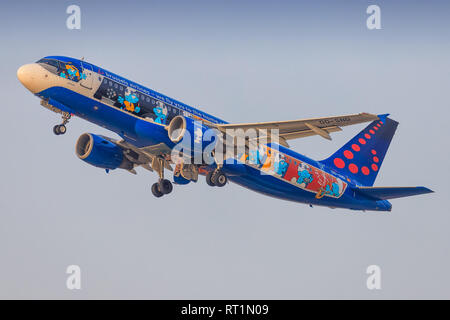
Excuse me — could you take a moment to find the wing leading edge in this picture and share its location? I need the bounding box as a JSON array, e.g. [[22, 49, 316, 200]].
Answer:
[[212, 112, 379, 147]]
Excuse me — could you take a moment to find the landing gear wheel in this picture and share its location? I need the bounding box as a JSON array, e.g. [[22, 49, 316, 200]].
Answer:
[[159, 179, 173, 194], [58, 124, 66, 134], [206, 171, 216, 187], [213, 172, 227, 187], [53, 125, 60, 135], [53, 124, 66, 135], [151, 183, 164, 198], [53, 112, 70, 136]]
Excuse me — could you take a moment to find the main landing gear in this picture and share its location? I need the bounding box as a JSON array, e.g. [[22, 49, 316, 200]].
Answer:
[[53, 112, 71, 135], [206, 169, 227, 187], [151, 179, 173, 198], [151, 157, 173, 198]]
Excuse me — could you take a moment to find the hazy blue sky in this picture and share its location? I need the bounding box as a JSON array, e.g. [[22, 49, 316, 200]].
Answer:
[[0, 0, 449, 299]]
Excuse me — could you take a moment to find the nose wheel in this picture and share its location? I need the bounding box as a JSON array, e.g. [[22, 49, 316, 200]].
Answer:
[[53, 124, 66, 135], [53, 112, 71, 135]]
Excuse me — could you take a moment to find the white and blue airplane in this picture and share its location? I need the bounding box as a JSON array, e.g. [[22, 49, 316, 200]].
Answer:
[[17, 56, 432, 211]]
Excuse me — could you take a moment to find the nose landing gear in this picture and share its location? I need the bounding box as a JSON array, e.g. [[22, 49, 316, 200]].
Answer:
[[53, 112, 71, 135]]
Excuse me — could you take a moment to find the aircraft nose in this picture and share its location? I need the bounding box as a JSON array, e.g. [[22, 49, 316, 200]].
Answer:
[[17, 63, 41, 93]]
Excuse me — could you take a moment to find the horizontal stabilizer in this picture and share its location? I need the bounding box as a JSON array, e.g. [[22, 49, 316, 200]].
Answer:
[[355, 186, 434, 200]]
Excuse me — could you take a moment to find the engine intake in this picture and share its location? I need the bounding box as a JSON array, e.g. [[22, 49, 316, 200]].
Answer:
[[167, 115, 187, 143]]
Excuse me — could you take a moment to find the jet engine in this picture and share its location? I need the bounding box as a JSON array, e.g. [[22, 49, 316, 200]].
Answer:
[[75, 133, 133, 170], [167, 116, 219, 163]]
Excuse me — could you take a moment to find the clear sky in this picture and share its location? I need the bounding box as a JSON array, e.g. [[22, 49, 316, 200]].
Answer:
[[0, 0, 449, 299]]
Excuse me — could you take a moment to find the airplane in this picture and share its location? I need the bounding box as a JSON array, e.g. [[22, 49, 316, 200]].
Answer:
[[17, 56, 433, 212]]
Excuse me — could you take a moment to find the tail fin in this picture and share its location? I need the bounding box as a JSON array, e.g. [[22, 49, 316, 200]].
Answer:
[[320, 114, 398, 186]]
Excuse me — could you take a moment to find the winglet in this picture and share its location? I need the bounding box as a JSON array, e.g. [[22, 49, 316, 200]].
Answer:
[[377, 113, 390, 122]]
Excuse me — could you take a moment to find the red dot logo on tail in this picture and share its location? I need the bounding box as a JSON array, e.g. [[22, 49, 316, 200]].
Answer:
[[344, 150, 354, 159], [349, 163, 358, 174], [362, 167, 370, 175], [334, 158, 345, 169]]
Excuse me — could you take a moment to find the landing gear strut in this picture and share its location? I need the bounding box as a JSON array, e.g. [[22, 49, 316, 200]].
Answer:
[[53, 112, 71, 135], [151, 157, 173, 198]]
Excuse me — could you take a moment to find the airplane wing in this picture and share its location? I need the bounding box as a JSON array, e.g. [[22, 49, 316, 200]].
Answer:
[[114, 140, 200, 181], [212, 112, 379, 147], [109, 139, 174, 174]]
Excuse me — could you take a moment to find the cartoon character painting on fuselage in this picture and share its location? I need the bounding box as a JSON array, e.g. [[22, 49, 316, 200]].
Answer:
[[240, 145, 347, 198], [94, 76, 201, 125], [60, 64, 86, 82]]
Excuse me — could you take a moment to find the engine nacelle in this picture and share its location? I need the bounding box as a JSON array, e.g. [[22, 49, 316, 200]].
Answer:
[[75, 133, 133, 170], [167, 116, 219, 162]]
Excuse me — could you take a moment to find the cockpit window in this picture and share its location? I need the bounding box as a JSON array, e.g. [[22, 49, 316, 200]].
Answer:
[[36, 58, 60, 68], [36, 58, 62, 75]]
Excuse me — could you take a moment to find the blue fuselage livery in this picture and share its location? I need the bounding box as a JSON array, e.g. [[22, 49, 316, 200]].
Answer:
[[17, 56, 433, 212]]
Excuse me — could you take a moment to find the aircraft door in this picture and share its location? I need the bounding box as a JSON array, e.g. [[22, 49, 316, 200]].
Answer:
[[80, 62, 93, 89]]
